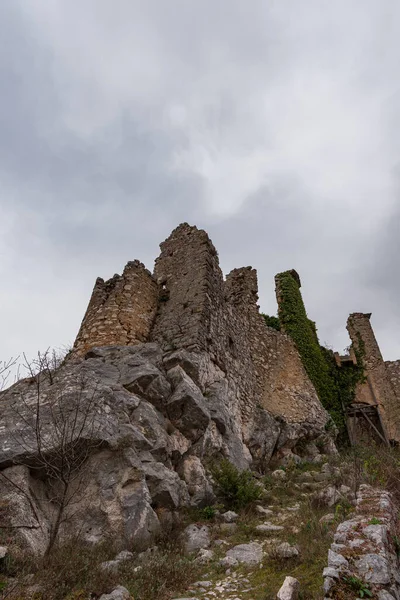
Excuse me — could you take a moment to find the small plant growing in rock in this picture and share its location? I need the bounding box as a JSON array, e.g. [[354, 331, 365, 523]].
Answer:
[[200, 505, 216, 520], [211, 459, 262, 509], [342, 575, 372, 598], [368, 516, 381, 525], [334, 500, 352, 522]]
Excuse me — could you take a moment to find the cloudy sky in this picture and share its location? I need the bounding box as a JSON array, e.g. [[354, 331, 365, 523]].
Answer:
[[1, 0, 400, 365]]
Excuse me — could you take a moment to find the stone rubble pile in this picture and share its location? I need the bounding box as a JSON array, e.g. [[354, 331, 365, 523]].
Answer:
[[323, 484, 400, 599]]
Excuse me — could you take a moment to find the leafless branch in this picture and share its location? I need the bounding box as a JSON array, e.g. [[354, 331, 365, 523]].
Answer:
[[0, 353, 104, 556]]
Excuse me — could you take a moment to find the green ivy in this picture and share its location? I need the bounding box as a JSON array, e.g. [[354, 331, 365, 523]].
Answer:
[[261, 313, 281, 331], [276, 271, 365, 443]]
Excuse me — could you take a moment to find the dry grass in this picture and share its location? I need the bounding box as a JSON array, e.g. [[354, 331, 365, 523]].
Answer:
[[3, 444, 400, 599], [1, 519, 202, 600]]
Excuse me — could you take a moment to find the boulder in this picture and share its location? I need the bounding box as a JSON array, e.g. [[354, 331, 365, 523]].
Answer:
[[315, 485, 340, 507], [378, 591, 396, 600], [202, 380, 234, 435], [195, 548, 214, 564], [277, 576, 300, 600], [183, 524, 210, 554], [99, 586, 131, 600], [274, 542, 299, 558], [225, 542, 263, 565], [163, 350, 204, 389], [120, 362, 171, 411]]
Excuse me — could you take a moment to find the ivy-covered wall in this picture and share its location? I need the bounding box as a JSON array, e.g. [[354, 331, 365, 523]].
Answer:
[[261, 314, 281, 331], [275, 270, 364, 442]]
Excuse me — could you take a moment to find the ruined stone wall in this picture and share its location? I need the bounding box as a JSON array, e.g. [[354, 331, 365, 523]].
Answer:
[[324, 485, 400, 599], [385, 360, 400, 401], [151, 225, 328, 431], [73, 260, 158, 356], [347, 313, 400, 442], [223, 267, 327, 429], [72, 222, 328, 437]]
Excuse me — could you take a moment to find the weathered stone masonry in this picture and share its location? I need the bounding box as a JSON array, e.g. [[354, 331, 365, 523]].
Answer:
[[72, 223, 329, 438], [73, 260, 158, 357], [347, 313, 400, 443]]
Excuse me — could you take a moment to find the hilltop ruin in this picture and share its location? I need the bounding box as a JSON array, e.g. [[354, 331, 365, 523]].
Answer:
[[73, 222, 400, 448]]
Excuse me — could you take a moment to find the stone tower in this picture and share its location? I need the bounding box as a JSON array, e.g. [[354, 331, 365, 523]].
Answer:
[[73, 260, 158, 356]]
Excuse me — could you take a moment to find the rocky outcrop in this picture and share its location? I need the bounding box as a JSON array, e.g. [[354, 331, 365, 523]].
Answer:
[[0, 341, 332, 555], [324, 485, 400, 599]]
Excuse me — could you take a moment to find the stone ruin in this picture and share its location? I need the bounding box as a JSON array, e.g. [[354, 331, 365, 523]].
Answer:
[[1, 222, 399, 559], [73, 222, 400, 447], [73, 222, 329, 439], [0, 222, 332, 555], [340, 313, 400, 446]]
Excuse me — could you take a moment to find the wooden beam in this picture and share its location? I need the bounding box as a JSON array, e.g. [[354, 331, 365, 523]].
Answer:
[[359, 408, 389, 446]]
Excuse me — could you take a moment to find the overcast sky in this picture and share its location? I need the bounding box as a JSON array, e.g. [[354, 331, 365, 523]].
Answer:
[[1, 0, 400, 365]]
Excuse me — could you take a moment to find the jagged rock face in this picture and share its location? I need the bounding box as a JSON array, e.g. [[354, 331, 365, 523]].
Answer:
[[0, 343, 332, 555]]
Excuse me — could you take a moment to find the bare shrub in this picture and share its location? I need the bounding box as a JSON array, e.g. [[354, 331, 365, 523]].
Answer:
[[0, 357, 19, 391], [0, 351, 104, 556]]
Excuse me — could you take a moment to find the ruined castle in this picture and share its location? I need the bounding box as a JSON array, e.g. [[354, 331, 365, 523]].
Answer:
[[3, 222, 400, 584], [73, 222, 400, 447], [72, 223, 328, 438]]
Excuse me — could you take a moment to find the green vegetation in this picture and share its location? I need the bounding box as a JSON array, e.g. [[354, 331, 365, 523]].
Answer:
[[211, 459, 262, 509], [199, 505, 217, 520], [342, 576, 373, 598], [275, 271, 365, 442], [5, 447, 400, 600], [262, 313, 281, 331]]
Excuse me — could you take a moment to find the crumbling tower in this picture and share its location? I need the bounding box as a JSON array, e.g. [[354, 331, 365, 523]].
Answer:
[[150, 222, 224, 355], [73, 260, 158, 356], [347, 313, 400, 443]]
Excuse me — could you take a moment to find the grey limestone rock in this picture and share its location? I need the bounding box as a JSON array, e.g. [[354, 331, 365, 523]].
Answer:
[[180, 454, 214, 505], [363, 524, 387, 547], [225, 542, 263, 565], [256, 505, 274, 517], [328, 549, 349, 569], [319, 513, 335, 525], [195, 548, 214, 564], [246, 406, 280, 467], [277, 576, 300, 600], [356, 554, 391, 584], [183, 524, 210, 554], [256, 523, 284, 533], [323, 567, 339, 579], [142, 461, 189, 509], [271, 469, 287, 480], [166, 367, 210, 441], [99, 586, 131, 600], [221, 510, 239, 523], [378, 591, 397, 600], [274, 542, 299, 558]]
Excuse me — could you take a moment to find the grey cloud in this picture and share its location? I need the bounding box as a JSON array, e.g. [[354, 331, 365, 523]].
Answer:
[[1, 0, 400, 363]]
